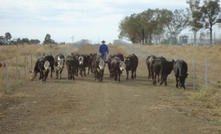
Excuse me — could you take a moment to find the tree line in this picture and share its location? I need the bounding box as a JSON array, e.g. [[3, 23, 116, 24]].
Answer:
[[118, 0, 221, 45], [0, 33, 57, 45]]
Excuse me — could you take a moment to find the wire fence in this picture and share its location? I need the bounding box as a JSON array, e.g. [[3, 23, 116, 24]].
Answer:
[[0, 44, 220, 93], [119, 43, 221, 90], [0, 50, 65, 93]]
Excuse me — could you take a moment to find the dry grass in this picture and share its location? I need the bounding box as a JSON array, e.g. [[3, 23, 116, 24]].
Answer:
[[134, 44, 221, 113], [0, 43, 220, 127], [0, 44, 220, 111], [0, 44, 66, 93]]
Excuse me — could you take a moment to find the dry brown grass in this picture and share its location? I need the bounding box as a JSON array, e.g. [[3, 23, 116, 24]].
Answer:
[[142, 44, 221, 65], [0, 44, 220, 111], [0, 44, 65, 93], [132, 44, 221, 112]]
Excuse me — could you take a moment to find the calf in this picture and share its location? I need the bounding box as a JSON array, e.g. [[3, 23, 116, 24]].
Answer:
[[146, 55, 156, 78], [173, 60, 188, 89], [124, 53, 138, 79], [151, 59, 174, 86], [30, 57, 51, 82], [30, 55, 54, 81], [149, 56, 166, 82], [88, 53, 97, 74], [66, 55, 79, 80], [107, 53, 124, 78], [78, 54, 87, 77], [91, 54, 105, 82], [110, 56, 125, 82], [54, 53, 65, 79]]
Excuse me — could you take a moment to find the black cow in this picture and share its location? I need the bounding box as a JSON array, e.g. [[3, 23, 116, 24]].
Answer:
[[30, 57, 51, 82], [107, 53, 124, 78], [88, 53, 97, 74], [83, 54, 92, 75], [91, 54, 105, 82], [110, 56, 125, 82], [30, 55, 54, 81], [124, 53, 138, 79], [77, 54, 87, 77], [54, 53, 65, 79], [66, 54, 79, 80], [149, 56, 166, 82], [151, 59, 174, 86], [173, 60, 188, 89], [146, 55, 156, 78]]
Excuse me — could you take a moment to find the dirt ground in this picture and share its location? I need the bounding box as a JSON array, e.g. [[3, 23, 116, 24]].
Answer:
[[0, 44, 220, 134]]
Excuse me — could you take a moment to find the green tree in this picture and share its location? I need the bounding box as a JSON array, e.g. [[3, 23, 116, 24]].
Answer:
[[118, 14, 141, 43], [201, 0, 221, 44], [186, 0, 203, 45], [43, 34, 56, 44], [5, 32, 12, 44], [163, 9, 189, 45]]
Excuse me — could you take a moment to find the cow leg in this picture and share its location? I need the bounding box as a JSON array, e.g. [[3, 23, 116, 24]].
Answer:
[[101, 71, 104, 81], [153, 72, 157, 85], [164, 75, 168, 86], [44, 70, 49, 82], [157, 74, 160, 82], [126, 70, 129, 80], [114, 72, 117, 81], [55, 70, 58, 79], [84, 67, 86, 76], [94, 71, 97, 81], [76, 68, 79, 77], [148, 65, 151, 78], [59, 69, 63, 79], [87, 68, 89, 75], [70, 69, 72, 80], [175, 77, 179, 88], [118, 73, 121, 82], [39, 71, 43, 81], [160, 75, 165, 85], [131, 70, 134, 79], [134, 70, 136, 79]]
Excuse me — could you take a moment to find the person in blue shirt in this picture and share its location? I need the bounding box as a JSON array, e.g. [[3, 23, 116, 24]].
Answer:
[[99, 40, 109, 62]]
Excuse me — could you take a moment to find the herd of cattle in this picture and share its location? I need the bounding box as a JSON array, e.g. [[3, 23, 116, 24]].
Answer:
[[29, 51, 188, 89]]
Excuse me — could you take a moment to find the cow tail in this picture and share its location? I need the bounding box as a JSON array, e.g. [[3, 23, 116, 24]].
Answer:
[[179, 61, 184, 77]]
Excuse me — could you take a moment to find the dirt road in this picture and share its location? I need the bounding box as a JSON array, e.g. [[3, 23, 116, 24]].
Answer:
[[0, 44, 220, 134]]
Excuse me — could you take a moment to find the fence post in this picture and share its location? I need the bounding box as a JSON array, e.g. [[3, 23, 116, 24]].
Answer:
[[193, 56, 196, 90], [16, 57, 19, 88], [24, 55, 27, 82], [5, 59, 9, 93], [205, 58, 208, 89], [176, 53, 179, 60], [31, 54, 33, 71], [183, 54, 186, 61]]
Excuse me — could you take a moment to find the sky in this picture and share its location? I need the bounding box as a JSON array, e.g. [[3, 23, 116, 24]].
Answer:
[[0, 0, 189, 44]]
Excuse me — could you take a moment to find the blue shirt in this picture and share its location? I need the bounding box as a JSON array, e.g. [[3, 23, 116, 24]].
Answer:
[[99, 44, 109, 54]]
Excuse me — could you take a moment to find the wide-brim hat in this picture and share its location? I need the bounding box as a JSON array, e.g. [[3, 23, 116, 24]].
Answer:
[[101, 40, 105, 43]]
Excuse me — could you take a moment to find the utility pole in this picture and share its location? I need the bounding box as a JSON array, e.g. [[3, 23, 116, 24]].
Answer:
[[71, 35, 74, 44]]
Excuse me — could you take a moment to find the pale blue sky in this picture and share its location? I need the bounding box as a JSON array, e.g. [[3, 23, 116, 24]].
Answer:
[[0, 0, 188, 44]]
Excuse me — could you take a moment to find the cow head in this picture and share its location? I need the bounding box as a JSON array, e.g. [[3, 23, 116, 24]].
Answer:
[[179, 74, 188, 89], [29, 70, 37, 81], [57, 56, 64, 69], [124, 57, 130, 66], [44, 60, 50, 71], [97, 59, 105, 72], [78, 55, 84, 65], [119, 61, 125, 71]]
